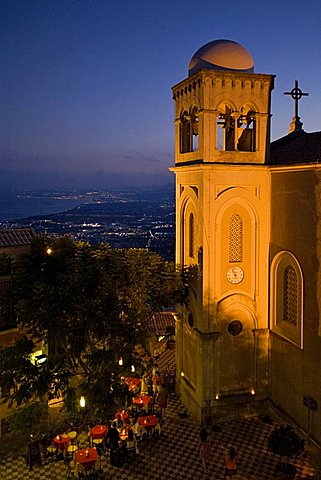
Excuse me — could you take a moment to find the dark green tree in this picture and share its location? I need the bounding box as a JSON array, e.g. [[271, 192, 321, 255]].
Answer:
[[1, 236, 183, 419], [268, 424, 304, 476]]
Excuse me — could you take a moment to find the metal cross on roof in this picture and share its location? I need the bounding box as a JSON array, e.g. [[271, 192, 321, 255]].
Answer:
[[284, 80, 309, 132]]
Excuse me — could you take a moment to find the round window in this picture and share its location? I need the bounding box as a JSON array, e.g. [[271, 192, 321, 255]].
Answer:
[[188, 313, 194, 328], [227, 320, 243, 336]]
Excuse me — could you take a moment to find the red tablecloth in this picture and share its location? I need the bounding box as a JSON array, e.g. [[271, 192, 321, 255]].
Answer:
[[124, 377, 141, 391], [132, 395, 152, 407], [90, 425, 107, 439], [138, 415, 158, 429], [53, 434, 70, 450], [115, 410, 129, 423], [75, 447, 98, 468]]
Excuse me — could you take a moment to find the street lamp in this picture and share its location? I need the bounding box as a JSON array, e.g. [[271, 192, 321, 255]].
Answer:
[[80, 396, 86, 408]]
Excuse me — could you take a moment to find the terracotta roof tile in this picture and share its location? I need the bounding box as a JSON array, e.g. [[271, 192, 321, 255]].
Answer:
[[269, 131, 321, 165], [148, 312, 175, 336], [0, 228, 36, 248]]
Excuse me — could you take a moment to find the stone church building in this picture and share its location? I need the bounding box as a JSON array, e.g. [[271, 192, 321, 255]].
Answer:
[[170, 39, 321, 446]]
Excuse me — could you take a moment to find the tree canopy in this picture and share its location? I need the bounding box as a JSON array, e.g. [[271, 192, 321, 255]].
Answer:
[[0, 236, 183, 419]]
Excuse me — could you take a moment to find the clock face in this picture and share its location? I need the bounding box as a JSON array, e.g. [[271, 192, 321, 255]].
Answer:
[[227, 266, 244, 284]]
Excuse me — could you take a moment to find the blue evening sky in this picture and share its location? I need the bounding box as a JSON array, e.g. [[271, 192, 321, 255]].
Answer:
[[1, 0, 321, 190]]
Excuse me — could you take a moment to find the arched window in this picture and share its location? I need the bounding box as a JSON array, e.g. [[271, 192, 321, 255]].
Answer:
[[189, 213, 195, 258], [270, 251, 303, 349], [283, 266, 298, 326], [229, 214, 243, 262]]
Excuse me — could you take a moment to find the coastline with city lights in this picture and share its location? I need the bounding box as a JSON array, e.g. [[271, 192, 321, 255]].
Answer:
[[0, 184, 175, 260]]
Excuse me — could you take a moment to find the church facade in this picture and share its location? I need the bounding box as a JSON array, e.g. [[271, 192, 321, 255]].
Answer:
[[170, 39, 321, 446]]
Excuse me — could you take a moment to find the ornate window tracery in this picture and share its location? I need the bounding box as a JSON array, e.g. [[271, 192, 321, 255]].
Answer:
[[189, 213, 195, 258], [283, 266, 298, 326], [229, 214, 243, 262]]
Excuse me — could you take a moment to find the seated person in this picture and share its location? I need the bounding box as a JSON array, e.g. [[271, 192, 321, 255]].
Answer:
[[155, 421, 162, 438], [115, 416, 123, 429], [132, 419, 146, 441], [126, 429, 137, 450]]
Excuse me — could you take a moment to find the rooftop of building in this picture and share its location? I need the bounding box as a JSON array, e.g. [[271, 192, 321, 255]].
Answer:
[[270, 130, 321, 165], [148, 311, 175, 336], [0, 228, 36, 248]]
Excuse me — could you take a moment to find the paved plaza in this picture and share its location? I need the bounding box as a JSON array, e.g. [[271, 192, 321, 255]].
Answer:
[[0, 350, 317, 480]]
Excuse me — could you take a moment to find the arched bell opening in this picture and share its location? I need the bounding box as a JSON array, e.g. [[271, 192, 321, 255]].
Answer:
[[179, 107, 199, 153], [236, 105, 256, 152], [216, 104, 235, 151]]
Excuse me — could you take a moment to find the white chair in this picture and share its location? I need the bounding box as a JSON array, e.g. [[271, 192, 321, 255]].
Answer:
[[93, 438, 103, 445], [67, 444, 78, 461], [67, 430, 78, 445]]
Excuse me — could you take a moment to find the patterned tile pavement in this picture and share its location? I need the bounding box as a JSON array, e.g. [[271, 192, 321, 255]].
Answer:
[[0, 349, 317, 480]]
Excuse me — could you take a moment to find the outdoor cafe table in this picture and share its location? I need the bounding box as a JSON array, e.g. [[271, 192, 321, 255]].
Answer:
[[124, 376, 141, 392], [115, 409, 129, 423], [75, 447, 98, 471], [53, 434, 70, 451], [90, 424, 107, 440], [132, 395, 152, 409], [138, 415, 158, 434]]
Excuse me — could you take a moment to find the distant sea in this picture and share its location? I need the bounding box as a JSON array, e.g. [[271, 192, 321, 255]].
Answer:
[[0, 191, 84, 223]]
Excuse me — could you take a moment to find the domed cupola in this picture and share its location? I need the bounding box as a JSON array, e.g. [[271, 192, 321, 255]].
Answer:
[[188, 39, 254, 76]]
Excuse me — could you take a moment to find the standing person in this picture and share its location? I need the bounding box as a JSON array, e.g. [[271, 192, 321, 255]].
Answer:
[[199, 427, 211, 473], [224, 445, 237, 478], [152, 370, 162, 398], [151, 362, 159, 378], [106, 421, 121, 467], [157, 384, 169, 418], [140, 371, 149, 395]]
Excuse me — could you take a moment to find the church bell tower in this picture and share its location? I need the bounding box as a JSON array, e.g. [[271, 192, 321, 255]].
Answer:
[[170, 40, 275, 422]]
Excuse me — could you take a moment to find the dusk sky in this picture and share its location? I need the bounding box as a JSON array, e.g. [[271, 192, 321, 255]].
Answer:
[[2, 0, 321, 190]]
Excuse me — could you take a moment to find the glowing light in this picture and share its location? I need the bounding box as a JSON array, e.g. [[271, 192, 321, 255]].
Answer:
[[131, 365, 135, 372], [215, 394, 219, 400], [46, 247, 52, 255], [119, 358, 123, 366], [80, 396, 86, 408], [251, 389, 255, 395], [181, 371, 185, 377]]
